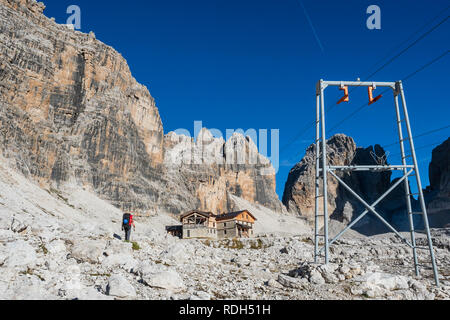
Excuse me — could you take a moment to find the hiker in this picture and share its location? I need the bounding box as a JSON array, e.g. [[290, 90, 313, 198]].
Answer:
[[122, 213, 136, 241]]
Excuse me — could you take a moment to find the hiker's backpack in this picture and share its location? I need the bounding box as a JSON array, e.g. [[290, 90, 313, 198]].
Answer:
[[122, 213, 133, 227]]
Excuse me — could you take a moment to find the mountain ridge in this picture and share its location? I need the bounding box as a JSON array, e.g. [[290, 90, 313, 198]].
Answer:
[[0, 0, 283, 215]]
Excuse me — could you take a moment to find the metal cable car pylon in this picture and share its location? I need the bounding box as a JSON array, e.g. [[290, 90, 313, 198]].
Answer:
[[313, 79, 440, 287]]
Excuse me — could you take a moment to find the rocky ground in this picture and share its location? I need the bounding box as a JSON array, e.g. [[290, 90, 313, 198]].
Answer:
[[0, 158, 449, 300]]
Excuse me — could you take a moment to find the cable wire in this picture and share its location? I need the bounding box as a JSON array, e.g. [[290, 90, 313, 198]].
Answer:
[[390, 141, 446, 158], [327, 51, 449, 135], [280, 10, 449, 155], [326, 13, 449, 114], [285, 51, 449, 162], [383, 124, 450, 148], [364, 15, 448, 81]]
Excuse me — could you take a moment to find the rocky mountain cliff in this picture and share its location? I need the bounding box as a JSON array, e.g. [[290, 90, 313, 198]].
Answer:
[[164, 129, 284, 214], [282, 134, 392, 224], [0, 0, 282, 215], [283, 134, 450, 233], [424, 138, 450, 226]]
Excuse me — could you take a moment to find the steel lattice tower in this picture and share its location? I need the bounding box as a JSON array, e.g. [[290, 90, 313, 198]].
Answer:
[[314, 79, 440, 286]]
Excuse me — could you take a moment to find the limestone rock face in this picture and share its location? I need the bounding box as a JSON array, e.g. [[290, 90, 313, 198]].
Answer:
[[282, 134, 450, 232], [163, 130, 284, 214], [0, 0, 283, 215], [0, 0, 164, 212], [424, 137, 450, 226], [282, 134, 392, 228], [282, 134, 357, 220]]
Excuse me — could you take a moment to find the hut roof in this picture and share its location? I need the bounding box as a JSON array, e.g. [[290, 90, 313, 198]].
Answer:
[[215, 210, 257, 221], [179, 210, 215, 221]]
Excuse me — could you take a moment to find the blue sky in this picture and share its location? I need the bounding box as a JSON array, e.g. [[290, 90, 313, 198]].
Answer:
[[43, 0, 450, 199]]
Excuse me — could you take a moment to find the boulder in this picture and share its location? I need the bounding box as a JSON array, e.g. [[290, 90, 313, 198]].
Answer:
[[317, 263, 340, 284], [145, 269, 185, 292], [160, 242, 189, 265], [277, 274, 308, 289], [46, 240, 66, 255], [107, 274, 137, 299], [308, 269, 326, 285], [104, 240, 133, 256], [267, 278, 284, 289], [71, 240, 106, 264], [3, 240, 37, 269], [138, 264, 185, 292], [102, 254, 138, 272], [3, 275, 56, 300], [288, 262, 326, 284], [353, 272, 410, 291], [10, 217, 29, 233]]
